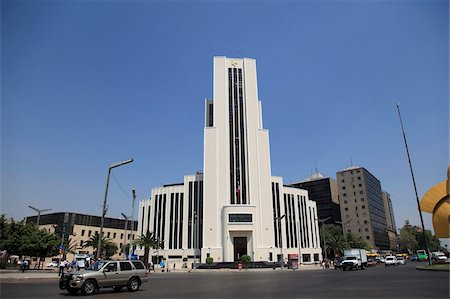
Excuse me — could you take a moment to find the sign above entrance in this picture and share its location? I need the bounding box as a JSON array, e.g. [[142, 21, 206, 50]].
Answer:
[[228, 213, 252, 223]]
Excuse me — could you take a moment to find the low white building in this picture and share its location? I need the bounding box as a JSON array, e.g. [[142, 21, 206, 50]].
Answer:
[[137, 57, 321, 267]]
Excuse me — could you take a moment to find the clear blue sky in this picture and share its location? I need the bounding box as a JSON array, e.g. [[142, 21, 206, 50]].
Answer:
[[2, 0, 448, 237]]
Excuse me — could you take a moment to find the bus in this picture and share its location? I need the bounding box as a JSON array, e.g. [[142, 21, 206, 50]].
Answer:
[[416, 250, 428, 261]]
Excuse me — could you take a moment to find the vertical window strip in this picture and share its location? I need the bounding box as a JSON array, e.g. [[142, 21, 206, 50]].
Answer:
[[302, 196, 308, 248], [188, 182, 193, 249], [292, 197, 298, 248], [287, 194, 293, 248], [169, 193, 174, 249], [208, 103, 214, 127], [153, 195, 159, 239], [141, 206, 145, 235], [161, 195, 166, 249], [179, 193, 184, 248], [308, 206, 313, 248], [174, 193, 179, 249], [297, 197, 303, 248], [157, 195, 163, 240], [238, 68, 247, 204], [313, 207, 319, 249], [199, 181, 204, 248], [276, 183, 282, 248], [233, 68, 241, 205], [228, 68, 235, 205], [283, 194, 289, 248], [193, 181, 198, 249], [272, 183, 278, 248]]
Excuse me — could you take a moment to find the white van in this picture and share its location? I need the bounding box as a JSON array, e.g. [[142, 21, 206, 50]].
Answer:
[[384, 256, 398, 267]]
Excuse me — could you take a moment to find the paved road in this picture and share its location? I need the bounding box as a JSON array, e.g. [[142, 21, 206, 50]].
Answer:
[[1, 263, 448, 298]]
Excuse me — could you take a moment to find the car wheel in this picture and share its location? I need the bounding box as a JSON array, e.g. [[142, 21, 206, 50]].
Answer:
[[81, 280, 97, 296], [113, 286, 122, 292], [127, 277, 140, 292], [67, 288, 79, 295]]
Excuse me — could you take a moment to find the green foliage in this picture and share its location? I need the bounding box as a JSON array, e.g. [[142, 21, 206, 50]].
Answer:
[[241, 255, 251, 263], [0, 215, 59, 267], [132, 231, 162, 265], [206, 257, 213, 265], [82, 234, 117, 259], [345, 232, 370, 250], [397, 221, 441, 253], [320, 224, 370, 258]]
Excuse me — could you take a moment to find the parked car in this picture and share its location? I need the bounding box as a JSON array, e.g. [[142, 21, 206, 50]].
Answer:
[[46, 261, 59, 268], [384, 256, 398, 267], [59, 260, 149, 295], [396, 256, 405, 265], [410, 254, 419, 262], [432, 252, 447, 262]]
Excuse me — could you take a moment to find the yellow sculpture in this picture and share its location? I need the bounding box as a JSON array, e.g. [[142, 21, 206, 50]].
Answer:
[[419, 166, 450, 238]]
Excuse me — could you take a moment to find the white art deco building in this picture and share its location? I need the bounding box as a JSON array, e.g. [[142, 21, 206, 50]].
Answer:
[[137, 57, 322, 265]]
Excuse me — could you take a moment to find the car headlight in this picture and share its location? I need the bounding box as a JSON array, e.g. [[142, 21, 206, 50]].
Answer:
[[72, 274, 84, 281]]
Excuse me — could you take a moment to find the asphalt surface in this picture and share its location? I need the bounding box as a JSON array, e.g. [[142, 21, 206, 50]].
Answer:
[[1, 263, 448, 298]]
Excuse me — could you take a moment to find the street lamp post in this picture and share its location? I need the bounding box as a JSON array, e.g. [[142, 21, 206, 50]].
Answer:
[[28, 206, 52, 226], [97, 158, 133, 259], [275, 214, 286, 269], [128, 188, 136, 258], [121, 213, 131, 258]]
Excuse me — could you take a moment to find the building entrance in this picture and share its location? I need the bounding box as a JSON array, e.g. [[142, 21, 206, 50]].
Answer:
[[233, 237, 247, 261]]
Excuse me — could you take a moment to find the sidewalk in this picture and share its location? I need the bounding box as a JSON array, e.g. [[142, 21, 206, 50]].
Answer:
[[0, 269, 61, 283]]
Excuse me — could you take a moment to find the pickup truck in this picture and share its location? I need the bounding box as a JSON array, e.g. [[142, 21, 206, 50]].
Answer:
[[341, 249, 368, 271]]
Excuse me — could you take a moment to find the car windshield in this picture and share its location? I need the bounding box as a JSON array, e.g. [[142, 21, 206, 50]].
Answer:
[[86, 261, 106, 271], [345, 257, 357, 260], [397, 257, 403, 260], [386, 257, 393, 261]]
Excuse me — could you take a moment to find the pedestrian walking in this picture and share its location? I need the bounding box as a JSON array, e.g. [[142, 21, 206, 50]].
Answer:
[[21, 260, 28, 273], [58, 260, 66, 276]]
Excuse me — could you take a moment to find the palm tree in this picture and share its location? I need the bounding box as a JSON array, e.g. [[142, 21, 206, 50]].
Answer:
[[82, 234, 117, 258], [133, 231, 162, 265]]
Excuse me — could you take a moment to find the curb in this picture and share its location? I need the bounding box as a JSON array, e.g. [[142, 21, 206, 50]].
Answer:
[[415, 266, 450, 271]]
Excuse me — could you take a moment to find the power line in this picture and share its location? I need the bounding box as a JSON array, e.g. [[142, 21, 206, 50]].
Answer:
[[111, 172, 133, 199]]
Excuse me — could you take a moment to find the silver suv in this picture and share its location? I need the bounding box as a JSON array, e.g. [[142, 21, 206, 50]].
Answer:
[[59, 260, 149, 295]]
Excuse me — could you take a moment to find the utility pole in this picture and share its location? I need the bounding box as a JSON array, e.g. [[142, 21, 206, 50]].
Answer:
[[129, 188, 136, 258], [396, 104, 431, 266]]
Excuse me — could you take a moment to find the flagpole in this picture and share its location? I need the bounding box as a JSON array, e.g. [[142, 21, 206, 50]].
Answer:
[[396, 103, 431, 266]]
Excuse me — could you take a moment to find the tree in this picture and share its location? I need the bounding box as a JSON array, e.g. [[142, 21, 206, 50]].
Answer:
[[132, 231, 162, 265], [83, 234, 117, 259], [0, 215, 59, 268], [345, 232, 369, 250], [397, 227, 418, 254], [321, 224, 346, 258], [417, 230, 441, 252], [206, 256, 213, 269], [241, 255, 251, 263], [397, 220, 441, 253]]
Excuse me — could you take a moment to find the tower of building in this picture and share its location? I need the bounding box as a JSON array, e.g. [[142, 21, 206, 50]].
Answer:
[[336, 166, 390, 250], [137, 57, 321, 265]]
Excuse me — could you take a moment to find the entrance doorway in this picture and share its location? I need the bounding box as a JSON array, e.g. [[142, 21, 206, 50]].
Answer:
[[233, 237, 247, 261]]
